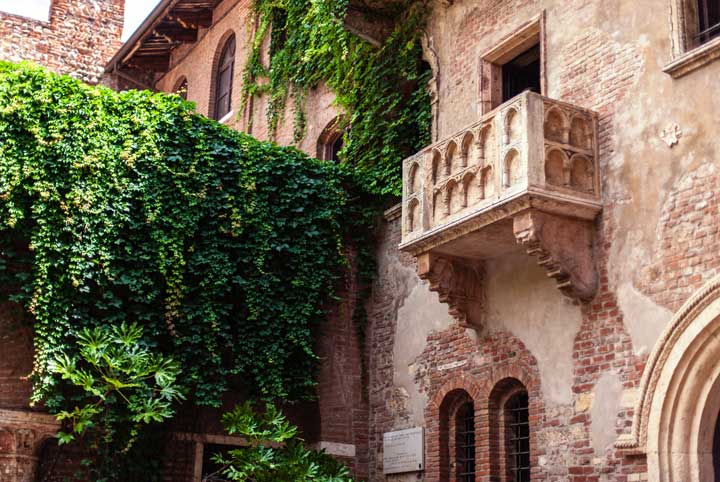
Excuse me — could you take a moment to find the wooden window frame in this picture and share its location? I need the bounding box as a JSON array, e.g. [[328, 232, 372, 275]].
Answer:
[[479, 14, 546, 114], [212, 35, 236, 121]]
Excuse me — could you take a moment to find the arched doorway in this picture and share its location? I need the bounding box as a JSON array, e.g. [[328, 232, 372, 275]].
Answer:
[[616, 275, 720, 481]]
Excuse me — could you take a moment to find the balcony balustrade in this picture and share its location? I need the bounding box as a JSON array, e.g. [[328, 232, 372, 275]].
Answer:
[[399, 91, 602, 328]]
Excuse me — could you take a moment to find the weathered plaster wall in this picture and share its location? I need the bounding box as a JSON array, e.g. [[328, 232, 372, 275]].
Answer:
[[484, 252, 582, 406], [4, 0, 714, 479], [367, 0, 720, 480], [393, 264, 453, 425]]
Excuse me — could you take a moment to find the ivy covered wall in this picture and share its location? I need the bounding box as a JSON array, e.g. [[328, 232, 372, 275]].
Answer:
[[0, 61, 370, 413]]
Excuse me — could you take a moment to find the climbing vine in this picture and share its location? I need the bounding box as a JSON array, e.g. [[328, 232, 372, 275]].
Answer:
[[242, 0, 432, 196], [0, 62, 376, 418], [0, 1, 432, 474]]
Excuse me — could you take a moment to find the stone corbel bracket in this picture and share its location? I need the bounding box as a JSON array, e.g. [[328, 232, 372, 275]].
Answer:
[[513, 209, 597, 300], [416, 253, 485, 328]]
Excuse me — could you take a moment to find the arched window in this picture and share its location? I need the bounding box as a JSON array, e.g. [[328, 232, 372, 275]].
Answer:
[[317, 118, 346, 162], [437, 389, 476, 482], [174, 77, 188, 100], [490, 378, 532, 482], [505, 390, 530, 482], [213, 35, 236, 120], [456, 401, 476, 482]]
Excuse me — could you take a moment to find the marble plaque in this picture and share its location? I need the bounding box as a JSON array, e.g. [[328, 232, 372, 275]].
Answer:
[[383, 427, 424, 474]]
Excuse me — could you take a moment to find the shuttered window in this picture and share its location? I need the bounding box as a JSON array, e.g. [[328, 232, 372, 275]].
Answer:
[[214, 36, 236, 120]]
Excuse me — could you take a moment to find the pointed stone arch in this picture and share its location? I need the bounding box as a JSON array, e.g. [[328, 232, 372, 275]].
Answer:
[[616, 274, 720, 481]]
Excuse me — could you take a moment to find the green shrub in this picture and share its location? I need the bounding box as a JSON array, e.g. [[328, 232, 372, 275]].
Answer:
[[0, 60, 365, 408], [50, 323, 183, 480], [206, 402, 355, 482]]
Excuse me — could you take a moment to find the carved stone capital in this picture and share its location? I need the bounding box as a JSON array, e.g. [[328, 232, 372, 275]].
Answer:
[[513, 210, 597, 300], [417, 253, 484, 328], [0, 409, 60, 482]]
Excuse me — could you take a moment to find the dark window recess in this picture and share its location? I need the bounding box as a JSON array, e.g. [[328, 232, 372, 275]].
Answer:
[[330, 134, 344, 162], [696, 0, 720, 44], [502, 44, 541, 103], [202, 444, 237, 482], [506, 391, 531, 482], [214, 36, 236, 120], [176, 78, 188, 100], [456, 402, 476, 482]]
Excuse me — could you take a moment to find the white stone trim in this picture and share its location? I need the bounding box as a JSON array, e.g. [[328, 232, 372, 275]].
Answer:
[[615, 274, 720, 481], [313, 441, 356, 457], [218, 110, 235, 125], [663, 36, 720, 78]]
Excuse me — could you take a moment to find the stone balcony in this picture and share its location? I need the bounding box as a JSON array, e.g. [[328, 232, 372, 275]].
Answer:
[[399, 91, 601, 328]]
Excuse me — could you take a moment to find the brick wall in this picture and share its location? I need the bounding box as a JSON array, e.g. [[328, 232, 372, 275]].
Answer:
[[316, 249, 370, 479], [0, 0, 124, 84], [0, 303, 33, 410], [359, 0, 719, 479], [152, 0, 340, 156]]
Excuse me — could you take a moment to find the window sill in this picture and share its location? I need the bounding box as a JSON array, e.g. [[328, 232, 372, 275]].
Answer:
[[218, 110, 234, 125], [663, 36, 720, 78]]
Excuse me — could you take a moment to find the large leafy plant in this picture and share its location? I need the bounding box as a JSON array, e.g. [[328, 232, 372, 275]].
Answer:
[[52, 322, 184, 448], [206, 402, 354, 482], [48, 323, 183, 480]]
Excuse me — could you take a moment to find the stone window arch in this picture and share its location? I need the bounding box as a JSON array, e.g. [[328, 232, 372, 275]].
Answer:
[[211, 33, 236, 121], [317, 117, 346, 162], [174, 76, 188, 101], [616, 274, 720, 481]]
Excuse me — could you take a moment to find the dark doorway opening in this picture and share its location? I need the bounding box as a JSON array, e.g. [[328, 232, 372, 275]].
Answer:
[[502, 44, 541, 103]]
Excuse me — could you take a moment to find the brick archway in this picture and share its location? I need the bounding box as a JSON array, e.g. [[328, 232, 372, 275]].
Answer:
[[425, 376, 485, 482], [425, 365, 542, 482]]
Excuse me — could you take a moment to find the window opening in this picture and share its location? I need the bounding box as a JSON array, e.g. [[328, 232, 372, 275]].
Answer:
[[214, 35, 236, 120], [506, 391, 530, 482], [456, 402, 476, 482], [317, 118, 347, 162], [480, 16, 544, 112], [175, 78, 188, 101], [329, 134, 344, 162], [502, 44, 541, 103], [202, 444, 236, 481], [696, 0, 720, 44]]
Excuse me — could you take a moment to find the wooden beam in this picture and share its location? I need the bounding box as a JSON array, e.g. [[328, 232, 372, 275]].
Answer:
[[154, 24, 199, 43], [130, 55, 171, 72]]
